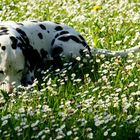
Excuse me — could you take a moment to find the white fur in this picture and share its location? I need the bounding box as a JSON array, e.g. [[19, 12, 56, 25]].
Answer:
[[0, 36, 25, 92]]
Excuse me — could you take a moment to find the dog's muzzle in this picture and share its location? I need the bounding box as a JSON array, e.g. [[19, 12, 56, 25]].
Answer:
[[0, 82, 14, 93]]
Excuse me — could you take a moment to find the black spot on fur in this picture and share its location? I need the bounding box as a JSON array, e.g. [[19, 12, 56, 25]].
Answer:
[[81, 41, 87, 47], [1, 46, 6, 51], [78, 35, 86, 41], [17, 37, 26, 47], [51, 46, 63, 58], [40, 49, 48, 58], [16, 28, 29, 45], [30, 49, 41, 70], [38, 33, 43, 39], [4, 29, 8, 32], [54, 34, 59, 39], [10, 36, 18, 49], [55, 26, 63, 31], [70, 35, 81, 43], [54, 31, 69, 39], [58, 35, 81, 43], [22, 47, 41, 71], [78, 35, 90, 51], [17, 43, 23, 48], [16, 28, 26, 36], [0, 27, 9, 35], [86, 44, 91, 55], [0, 27, 7, 30], [60, 31, 69, 35], [39, 24, 46, 30], [58, 36, 69, 42], [47, 30, 50, 33], [52, 46, 63, 69], [51, 38, 55, 46]]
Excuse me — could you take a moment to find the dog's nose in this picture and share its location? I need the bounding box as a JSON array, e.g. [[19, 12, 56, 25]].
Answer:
[[7, 84, 13, 93]]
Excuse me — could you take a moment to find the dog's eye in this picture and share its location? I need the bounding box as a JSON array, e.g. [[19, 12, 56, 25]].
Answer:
[[17, 70, 23, 74], [0, 70, 4, 74]]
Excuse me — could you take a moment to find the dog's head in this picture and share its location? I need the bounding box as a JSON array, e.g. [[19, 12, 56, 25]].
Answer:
[[0, 35, 25, 93]]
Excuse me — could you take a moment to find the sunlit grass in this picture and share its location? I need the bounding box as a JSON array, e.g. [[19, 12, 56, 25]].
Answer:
[[0, 0, 140, 140]]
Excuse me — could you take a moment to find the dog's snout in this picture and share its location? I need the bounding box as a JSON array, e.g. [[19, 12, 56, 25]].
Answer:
[[0, 82, 13, 93], [7, 84, 13, 93]]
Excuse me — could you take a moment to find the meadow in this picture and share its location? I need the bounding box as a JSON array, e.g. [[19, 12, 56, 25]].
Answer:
[[0, 0, 140, 139]]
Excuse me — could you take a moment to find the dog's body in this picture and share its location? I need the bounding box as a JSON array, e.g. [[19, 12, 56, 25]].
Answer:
[[0, 21, 139, 92], [0, 21, 90, 92]]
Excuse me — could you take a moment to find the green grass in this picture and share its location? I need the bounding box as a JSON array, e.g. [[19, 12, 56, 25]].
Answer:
[[0, 0, 140, 139]]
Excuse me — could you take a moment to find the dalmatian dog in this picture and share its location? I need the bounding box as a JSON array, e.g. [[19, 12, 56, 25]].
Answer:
[[0, 21, 139, 93]]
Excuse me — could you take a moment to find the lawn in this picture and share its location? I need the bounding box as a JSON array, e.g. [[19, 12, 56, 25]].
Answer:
[[0, 0, 140, 139]]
